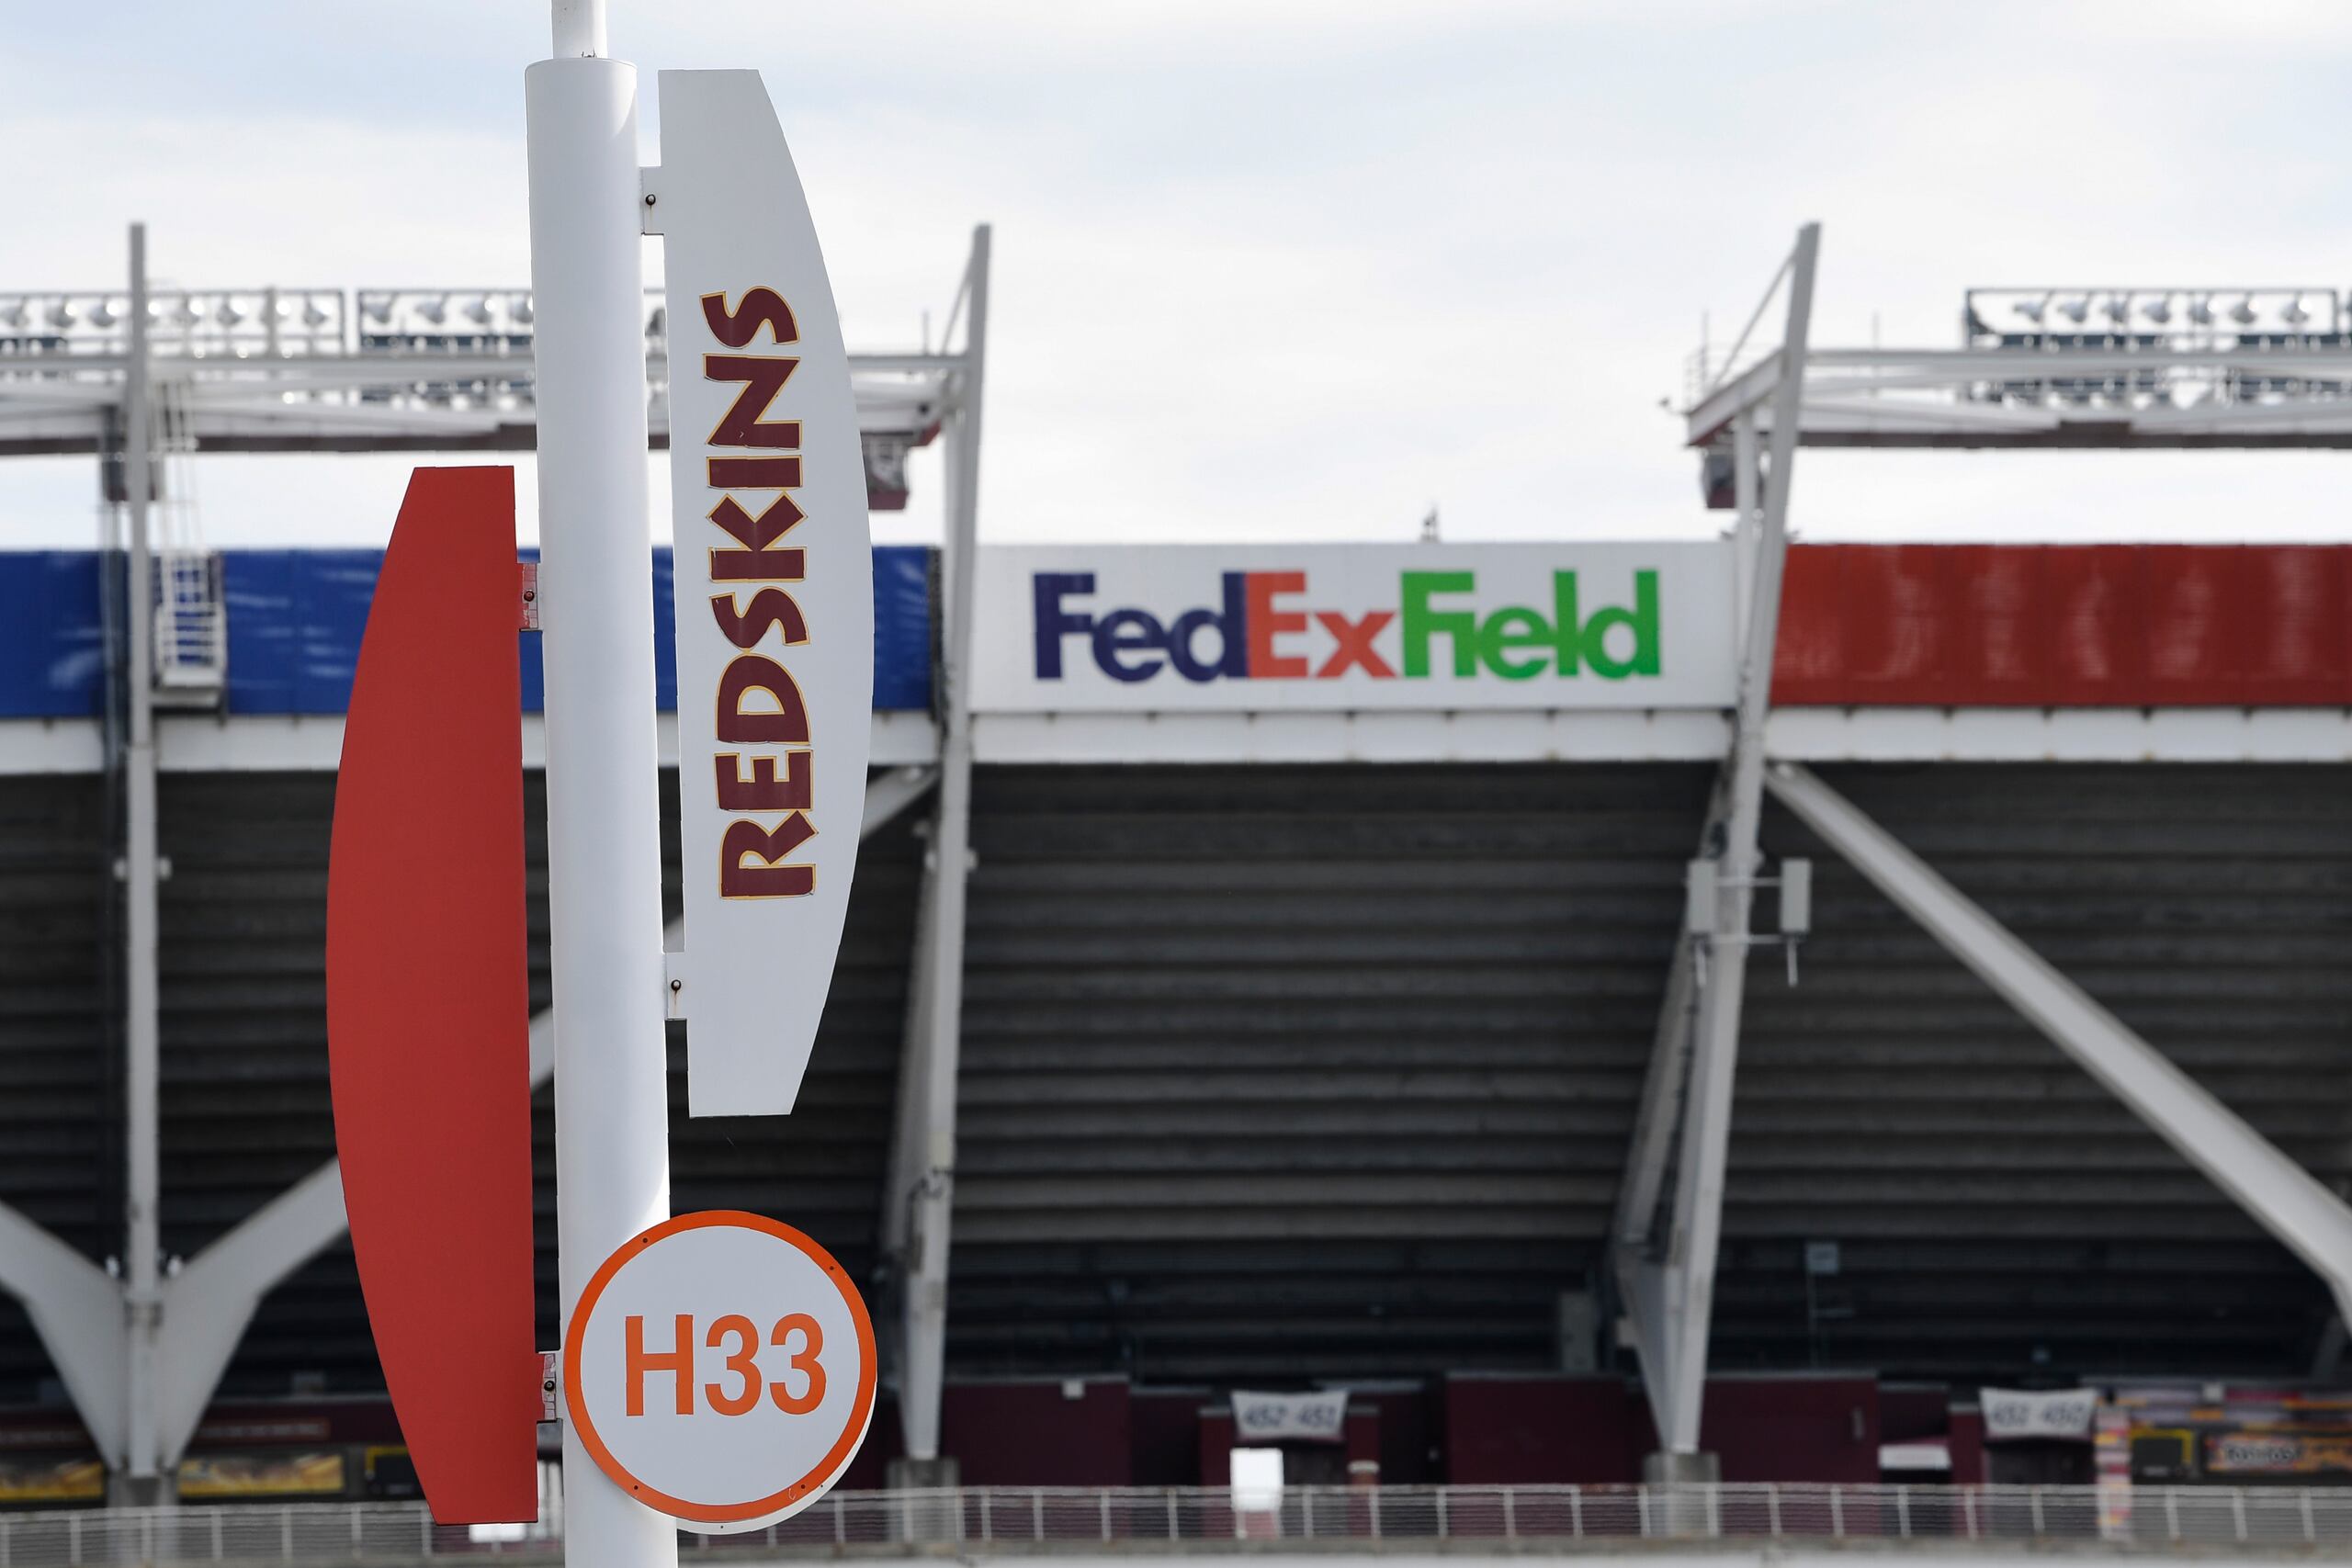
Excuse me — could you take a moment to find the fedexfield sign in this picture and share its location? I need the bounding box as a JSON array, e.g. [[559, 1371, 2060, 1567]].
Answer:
[[973, 544, 1736, 711]]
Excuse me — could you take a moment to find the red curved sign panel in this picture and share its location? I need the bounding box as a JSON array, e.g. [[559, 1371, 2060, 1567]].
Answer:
[[327, 467, 537, 1524]]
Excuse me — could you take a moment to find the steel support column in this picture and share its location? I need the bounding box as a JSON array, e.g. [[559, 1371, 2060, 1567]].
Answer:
[[119, 222, 167, 1495], [883, 226, 989, 1471], [1613, 224, 1818, 1462], [1766, 761, 2352, 1322], [1613, 407, 1758, 1257], [526, 20, 675, 1555], [0, 1202, 125, 1465]]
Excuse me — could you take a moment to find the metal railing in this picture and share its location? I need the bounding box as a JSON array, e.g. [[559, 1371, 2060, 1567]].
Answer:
[[4, 1483, 2351, 1562]]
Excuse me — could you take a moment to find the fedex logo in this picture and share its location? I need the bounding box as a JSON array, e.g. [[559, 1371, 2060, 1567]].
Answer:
[[1032, 569, 1660, 683]]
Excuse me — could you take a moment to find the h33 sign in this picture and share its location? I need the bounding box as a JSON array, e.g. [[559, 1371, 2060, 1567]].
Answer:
[[971, 543, 1737, 713], [565, 1212, 877, 1534]]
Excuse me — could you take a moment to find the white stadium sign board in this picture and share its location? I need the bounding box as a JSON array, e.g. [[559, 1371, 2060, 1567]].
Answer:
[[564, 1212, 877, 1533], [972, 544, 1737, 713], [658, 69, 873, 1117]]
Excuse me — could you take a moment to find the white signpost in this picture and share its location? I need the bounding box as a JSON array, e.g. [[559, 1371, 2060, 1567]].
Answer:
[[565, 1213, 877, 1534], [523, 6, 875, 1560], [656, 70, 874, 1118]]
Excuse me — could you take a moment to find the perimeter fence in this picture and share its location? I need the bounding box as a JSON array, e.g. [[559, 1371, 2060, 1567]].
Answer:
[[2, 1483, 2349, 1562]]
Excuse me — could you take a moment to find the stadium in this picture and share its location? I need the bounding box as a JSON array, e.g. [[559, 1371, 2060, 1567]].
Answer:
[[7, 11, 2352, 1564]]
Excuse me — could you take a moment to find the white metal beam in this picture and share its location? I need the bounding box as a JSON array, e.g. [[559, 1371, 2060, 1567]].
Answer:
[[0, 349, 961, 457], [0, 711, 942, 776], [150, 1163, 345, 1468], [119, 222, 165, 1491], [1622, 223, 1820, 1464], [1686, 342, 2352, 450], [1782, 397, 2064, 434], [884, 226, 989, 1471], [1684, 349, 1781, 446], [15, 705, 2352, 777], [1766, 760, 2352, 1322], [1611, 904, 1702, 1256], [0, 1201, 126, 1465], [1617, 414, 1752, 1263], [861, 765, 940, 838]]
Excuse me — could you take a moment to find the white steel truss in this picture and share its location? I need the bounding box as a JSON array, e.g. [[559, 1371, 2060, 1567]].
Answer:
[[1622, 231, 2352, 1476], [1613, 223, 1820, 1472], [1686, 283, 2352, 453], [0, 288, 956, 483], [880, 227, 990, 1476]]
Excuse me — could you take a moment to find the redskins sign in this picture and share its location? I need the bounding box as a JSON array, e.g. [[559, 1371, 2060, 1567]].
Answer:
[[654, 70, 872, 1116]]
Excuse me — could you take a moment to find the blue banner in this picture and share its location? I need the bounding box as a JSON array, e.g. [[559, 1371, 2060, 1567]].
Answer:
[[0, 547, 934, 720]]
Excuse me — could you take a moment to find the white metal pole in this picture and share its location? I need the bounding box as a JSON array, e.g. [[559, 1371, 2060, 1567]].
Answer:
[[1657, 222, 1819, 1456], [550, 0, 607, 58], [893, 226, 989, 1466], [120, 220, 164, 1491], [525, 21, 675, 1565], [1730, 411, 1760, 647]]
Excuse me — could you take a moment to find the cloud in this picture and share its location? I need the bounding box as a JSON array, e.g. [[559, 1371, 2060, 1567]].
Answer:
[[5, 3, 2352, 547]]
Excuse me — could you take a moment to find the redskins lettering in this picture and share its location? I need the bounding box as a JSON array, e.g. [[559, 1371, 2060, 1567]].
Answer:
[[706, 355, 801, 448], [703, 288, 815, 899]]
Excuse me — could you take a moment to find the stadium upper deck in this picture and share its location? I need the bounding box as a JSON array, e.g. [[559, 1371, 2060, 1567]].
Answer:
[[7, 539, 2352, 766]]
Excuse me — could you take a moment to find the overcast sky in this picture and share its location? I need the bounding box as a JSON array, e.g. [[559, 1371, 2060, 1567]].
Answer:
[[6, 1, 2352, 550]]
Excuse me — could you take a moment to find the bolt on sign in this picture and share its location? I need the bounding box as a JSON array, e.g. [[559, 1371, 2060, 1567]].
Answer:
[[655, 70, 873, 1115], [565, 1213, 876, 1533]]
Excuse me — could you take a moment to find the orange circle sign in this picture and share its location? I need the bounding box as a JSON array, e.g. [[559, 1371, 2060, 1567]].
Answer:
[[562, 1212, 876, 1532]]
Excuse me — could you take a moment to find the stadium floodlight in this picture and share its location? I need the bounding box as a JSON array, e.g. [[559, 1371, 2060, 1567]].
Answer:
[[173, 298, 201, 327], [510, 293, 534, 325], [45, 301, 75, 330], [414, 295, 448, 326], [2231, 296, 2258, 325], [465, 296, 496, 326], [2143, 298, 2172, 324], [0, 301, 23, 328], [2057, 296, 2090, 324], [362, 298, 394, 326], [303, 299, 334, 328], [2188, 294, 2215, 325], [2012, 296, 2046, 322], [2281, 296, 2312, 326], [87, 300, 118, 328], [214, 299, 245, 328], [2101, 295, 2130, 325]]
